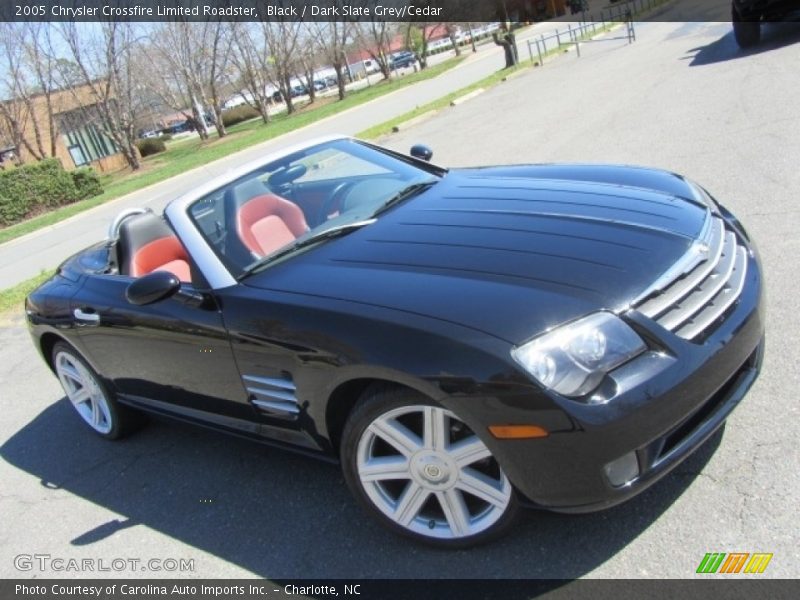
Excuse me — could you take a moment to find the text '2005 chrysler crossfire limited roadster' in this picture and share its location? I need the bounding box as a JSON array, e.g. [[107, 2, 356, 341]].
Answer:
[[26, 136, 764, 547]]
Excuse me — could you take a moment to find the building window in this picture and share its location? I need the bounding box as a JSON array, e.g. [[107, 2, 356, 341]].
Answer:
[[58, 105, 118, 167]]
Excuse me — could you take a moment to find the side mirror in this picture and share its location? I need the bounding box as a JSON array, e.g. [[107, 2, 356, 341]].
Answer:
[[410, 144, 433, 162], [126, 271, 181, 306]]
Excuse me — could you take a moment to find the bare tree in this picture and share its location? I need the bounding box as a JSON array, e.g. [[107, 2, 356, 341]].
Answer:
[[0, 97, 30, 165], [310, 18, 352, 101], [20, 23, 61, 157], [0, 22, 56, 161], [228, 22, 275, 124], [264, 20, 302, 115], [202, 20, 234, 138], [57, 22, 143, 170], [297, 26, 323, 105], [404, 23, 440, 70], [446, 24, 462, 57], [144, 22, 212, 140], [356, 21, 396, 80]]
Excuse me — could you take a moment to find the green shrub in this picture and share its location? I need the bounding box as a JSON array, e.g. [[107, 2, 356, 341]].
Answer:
[[0, 159, 81, 226], [135, 138, 166, 157], [158, 133, 172, 142], [0, 191, 28, 226], [222, 105, 259, 127], [71, 167, 103, 200]]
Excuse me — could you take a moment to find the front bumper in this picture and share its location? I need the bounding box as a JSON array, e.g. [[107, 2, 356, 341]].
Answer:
[[449, 244, 764, 512]]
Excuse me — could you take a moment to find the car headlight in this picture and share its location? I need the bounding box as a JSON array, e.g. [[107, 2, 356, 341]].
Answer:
[[511, 312, 646, 397]]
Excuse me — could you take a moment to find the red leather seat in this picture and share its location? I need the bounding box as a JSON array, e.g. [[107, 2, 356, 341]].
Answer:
[[236, 193, 309, 257], [130, 236, 192, 282], [117, 212, 192, 283]]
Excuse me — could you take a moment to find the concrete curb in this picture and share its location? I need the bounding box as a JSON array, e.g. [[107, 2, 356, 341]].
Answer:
[[501, 70, 528, 82], [391, 110, 440, 133], [450, 88, 486, 107]]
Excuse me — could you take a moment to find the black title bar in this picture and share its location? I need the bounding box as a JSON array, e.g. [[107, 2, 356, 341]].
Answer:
[[0, 0, 765, 23]]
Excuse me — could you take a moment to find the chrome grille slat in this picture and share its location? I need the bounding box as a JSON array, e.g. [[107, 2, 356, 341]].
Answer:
[[675, 247, 748, 340], [638, 218, 726, 319], [655, 231, 737, 331], [634, 216, 748, 341]]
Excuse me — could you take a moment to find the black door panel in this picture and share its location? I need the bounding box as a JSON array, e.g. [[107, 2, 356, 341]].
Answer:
[[72, 274, 249, 419]]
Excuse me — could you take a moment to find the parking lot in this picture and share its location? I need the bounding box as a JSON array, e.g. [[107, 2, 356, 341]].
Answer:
[[1, 20, 798, 579]]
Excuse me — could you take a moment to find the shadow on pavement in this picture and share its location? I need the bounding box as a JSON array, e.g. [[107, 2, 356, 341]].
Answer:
[[685, 22, 800, 66], [1, 396, 724, 580]]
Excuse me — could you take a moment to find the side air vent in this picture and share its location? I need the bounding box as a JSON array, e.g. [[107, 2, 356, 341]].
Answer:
[[243, 374, 299, 418]]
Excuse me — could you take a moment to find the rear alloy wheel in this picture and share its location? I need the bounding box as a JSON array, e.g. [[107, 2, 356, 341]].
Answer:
[[52, 342, 143, 439], [341, 389, 519, 547]]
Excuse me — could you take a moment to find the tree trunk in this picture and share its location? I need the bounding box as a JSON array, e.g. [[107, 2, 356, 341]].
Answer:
[[257, 99, 270, 124], [283, 74, 295, 114], [449, 32, 461, 56], [333, 64, 346, 101], [379, 58, 391, 80], [123, 141, 141, 170], [213, 106, 226, 138]]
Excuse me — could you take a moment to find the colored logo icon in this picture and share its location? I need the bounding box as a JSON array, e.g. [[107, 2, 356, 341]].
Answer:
[[696, 553, 773, 574]]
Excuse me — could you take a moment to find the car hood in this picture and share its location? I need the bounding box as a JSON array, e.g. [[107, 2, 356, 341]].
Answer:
[[245, 166, 710, 345]]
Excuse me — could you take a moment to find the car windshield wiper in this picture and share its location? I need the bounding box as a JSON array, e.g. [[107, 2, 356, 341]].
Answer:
[[242, 219, 376, 276], [371, 180, 437, 218]]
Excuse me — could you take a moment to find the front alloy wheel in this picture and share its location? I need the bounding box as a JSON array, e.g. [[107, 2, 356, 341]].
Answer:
[[342, 389, 518, 547], [52, 341, 143, 439]]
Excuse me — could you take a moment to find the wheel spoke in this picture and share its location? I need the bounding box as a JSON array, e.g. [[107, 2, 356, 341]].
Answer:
[[359, 456, 410, 482], [422, 406, 448, 451], [69, 387, 91, 406], [450, 435, 492, 468], [90, 397, 103, 428], [436, 489, 471, 537], [394, 482, 430, 526], [456, 468, 509, 508], [369, 419, 422, 457], [59, 362, 83, 386]]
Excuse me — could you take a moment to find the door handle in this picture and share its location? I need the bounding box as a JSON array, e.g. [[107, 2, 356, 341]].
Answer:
[[73, 308, 100, 325]]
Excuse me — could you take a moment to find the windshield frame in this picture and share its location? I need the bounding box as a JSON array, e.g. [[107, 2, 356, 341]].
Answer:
[[165, 135, 445, 290]]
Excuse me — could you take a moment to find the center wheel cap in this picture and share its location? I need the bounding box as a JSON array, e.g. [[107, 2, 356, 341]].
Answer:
[[411, 453, 458, 490], [424, 464, 443, 480]]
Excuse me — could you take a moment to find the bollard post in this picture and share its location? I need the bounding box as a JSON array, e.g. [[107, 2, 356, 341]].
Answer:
[[556, 29, 561, 48], [536, 39, 544, 66], [576, 41, 581, 58], [527, 39, 534, 63]]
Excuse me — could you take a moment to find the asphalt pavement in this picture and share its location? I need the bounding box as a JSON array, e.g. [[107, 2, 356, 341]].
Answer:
[[1, 20, 798, 580]]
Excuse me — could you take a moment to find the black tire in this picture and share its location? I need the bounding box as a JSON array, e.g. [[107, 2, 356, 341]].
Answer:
[[51, 341, 146, 440], [732, 4, 761, 48], [340, 386, 520, 548]]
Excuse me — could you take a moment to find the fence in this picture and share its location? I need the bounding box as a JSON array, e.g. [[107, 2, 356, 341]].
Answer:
[[523, 0, 671, 66]]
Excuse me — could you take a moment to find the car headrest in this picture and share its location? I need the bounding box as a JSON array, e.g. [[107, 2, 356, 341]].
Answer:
[[117, 212, 177, 277]]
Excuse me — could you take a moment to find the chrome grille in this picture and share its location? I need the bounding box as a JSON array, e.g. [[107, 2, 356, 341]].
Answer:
[[635, 216, 748, 341]]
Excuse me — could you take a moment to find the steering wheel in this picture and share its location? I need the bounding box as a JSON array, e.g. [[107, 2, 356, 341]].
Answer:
[[316, 181, 353, 226]]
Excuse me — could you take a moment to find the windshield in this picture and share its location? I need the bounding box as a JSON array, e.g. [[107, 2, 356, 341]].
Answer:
[[187, 139, 440, 279]]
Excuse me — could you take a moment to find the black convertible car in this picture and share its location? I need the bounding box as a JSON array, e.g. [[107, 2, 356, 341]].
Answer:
[[26, 136, 764, 547]]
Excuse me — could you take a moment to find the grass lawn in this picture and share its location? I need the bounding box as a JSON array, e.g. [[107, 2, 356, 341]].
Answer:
[[0, 270, 53, 320], [0, 56, 466, 246]]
